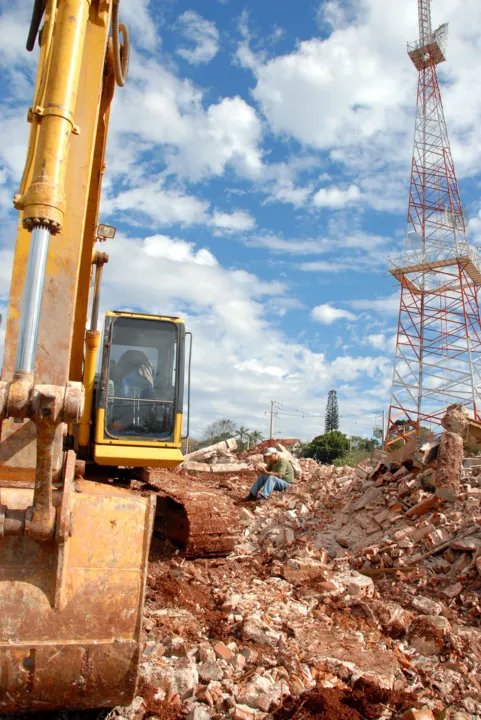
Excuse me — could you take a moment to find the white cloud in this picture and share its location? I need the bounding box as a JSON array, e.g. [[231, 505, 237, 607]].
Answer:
[[102, 179, 255, 232], [349, 291, 401, 315], [110, 57, 264, 182], [311, 303, 357, 324], [119, 0, 157, 50], [176, 11, 220, 65], [364, 333, 396, 352], [211, 210, 256, 231], [248, 235, 326, 255], [235, 358, 286, 378], [313, 184, 362, 209], [102, 182, 209, 227], [143, 235, 217, 266], [237, 0, 481, 206], [297, 260, 344, 272]]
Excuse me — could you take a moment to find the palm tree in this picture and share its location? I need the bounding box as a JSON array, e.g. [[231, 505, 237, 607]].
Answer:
[[248, 430, 264, 449], [235, 426, 250, 449]]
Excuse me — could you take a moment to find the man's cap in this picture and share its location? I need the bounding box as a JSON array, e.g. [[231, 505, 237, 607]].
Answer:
[[264, 447, 278, 456]]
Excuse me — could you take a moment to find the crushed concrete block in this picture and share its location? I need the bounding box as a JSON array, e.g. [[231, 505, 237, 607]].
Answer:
[[146, 657, 199, 700], [222, 594, 241, 612], [442, 582, 463, 599], [451, 536, 481, 552], [239, 507, 255, 522], [371, 600, 412, 638], [436, 431, 463, 502], [353, 486, 382, 511], [334, 570, 375, 598], [401, 708, 436, 720], [412, 596, 443, 616], [282, 557, 327, 583], [234, 704, 256, 720], [242, 617, 282, 646], [199, 660, 224, 683], [284, 527, 296, 545], [408, 615, 451, 656], [187, 705, 212, 720], [230, 653, 246, 672], [238, 675, 275, 710], [211, 463, 250, 473]]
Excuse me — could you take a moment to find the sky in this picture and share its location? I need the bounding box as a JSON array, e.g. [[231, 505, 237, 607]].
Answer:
[[1, 0, 481, 442]]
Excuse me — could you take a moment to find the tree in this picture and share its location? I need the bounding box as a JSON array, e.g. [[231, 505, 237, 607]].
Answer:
[[248, 430, 264, 449], [303, 430, 349, 464], [350, 436, 380, 453], [235, 426, 251, 451], [201, 419, 237, 446], [325, 390, 339, 434]]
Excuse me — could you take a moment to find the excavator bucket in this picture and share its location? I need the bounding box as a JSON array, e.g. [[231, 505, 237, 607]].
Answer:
[[0, 454, 155, 712]]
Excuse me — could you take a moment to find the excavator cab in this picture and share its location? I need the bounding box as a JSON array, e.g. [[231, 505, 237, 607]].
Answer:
[[94, 312, 186, 468]]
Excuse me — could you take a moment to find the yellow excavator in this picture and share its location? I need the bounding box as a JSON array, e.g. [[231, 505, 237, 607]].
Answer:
[[0, 0, 236, 711]]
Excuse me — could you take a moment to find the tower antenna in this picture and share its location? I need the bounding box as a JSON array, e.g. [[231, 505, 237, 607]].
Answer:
[[386, 0, 481, 447]]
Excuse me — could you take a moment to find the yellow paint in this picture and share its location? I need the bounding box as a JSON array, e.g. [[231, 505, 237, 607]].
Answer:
[[18, 0, 92, 230], [105, 310, 184, 324], [78, 330, 100, 447], [94, 442, 183, 468], [95, 408, 182, 448], [174, 412, 183, 443]]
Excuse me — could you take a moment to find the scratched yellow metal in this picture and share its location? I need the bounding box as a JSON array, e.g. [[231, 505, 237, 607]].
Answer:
[[95, 409, 184, 450], [1, 1, 113, 477], [94, 438, 184, 467], [0, 480, 155, 711]]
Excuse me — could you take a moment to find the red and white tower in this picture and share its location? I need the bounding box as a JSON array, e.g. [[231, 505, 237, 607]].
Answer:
[[386, 0, 481, 447]]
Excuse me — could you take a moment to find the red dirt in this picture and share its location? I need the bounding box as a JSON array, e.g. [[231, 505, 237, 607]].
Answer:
[[271, 685, 416, 720], [138, 679, 183, 719]]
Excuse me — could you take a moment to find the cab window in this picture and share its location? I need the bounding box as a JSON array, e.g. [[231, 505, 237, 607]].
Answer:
[[105, 317, 178, 441]]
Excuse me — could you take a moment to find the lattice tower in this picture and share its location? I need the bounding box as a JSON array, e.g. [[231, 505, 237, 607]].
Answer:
[[386, 0, 481, 447]]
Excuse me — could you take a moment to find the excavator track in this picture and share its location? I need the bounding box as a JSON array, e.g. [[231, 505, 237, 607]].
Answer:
[[135, 469, 239, 557]]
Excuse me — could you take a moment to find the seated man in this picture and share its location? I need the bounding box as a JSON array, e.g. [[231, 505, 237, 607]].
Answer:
[[245, 447, 294, 502]]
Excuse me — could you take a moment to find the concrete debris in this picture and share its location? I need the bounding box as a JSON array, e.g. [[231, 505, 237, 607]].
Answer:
[[182, 438, 251, 473], [436, 431, 464, 502], [116, 412, 481, 720]]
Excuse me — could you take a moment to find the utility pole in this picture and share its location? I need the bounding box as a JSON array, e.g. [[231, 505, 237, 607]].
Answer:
[[381, 409, 385, 445], [267, 401, 281, 438]]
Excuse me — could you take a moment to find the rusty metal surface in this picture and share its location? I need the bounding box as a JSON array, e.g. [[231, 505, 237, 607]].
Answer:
[[0, 379, 84, 541], [136, 469, 239, 557], [0, 479, 155, 711]]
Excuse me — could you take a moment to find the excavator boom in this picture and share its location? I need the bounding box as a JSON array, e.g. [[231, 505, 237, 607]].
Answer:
[[0, 0, 155, 710]]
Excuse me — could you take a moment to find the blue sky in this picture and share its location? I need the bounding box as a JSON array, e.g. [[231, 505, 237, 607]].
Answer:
[[1, 0, 481, 441]]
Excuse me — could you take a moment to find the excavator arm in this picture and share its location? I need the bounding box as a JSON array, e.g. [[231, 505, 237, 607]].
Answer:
[[0, 0, 155, 711]]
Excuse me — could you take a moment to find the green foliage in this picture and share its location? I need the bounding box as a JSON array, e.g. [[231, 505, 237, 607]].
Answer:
[[303, 430, 349, 464], [333, 449, 371, 467], [325, 389, 339, 433], [350, 436, 380, 453], [242, 429, 264, 451]]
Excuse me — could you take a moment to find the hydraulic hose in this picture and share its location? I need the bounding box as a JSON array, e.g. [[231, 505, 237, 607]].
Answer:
[[112, 0, 129, 87]]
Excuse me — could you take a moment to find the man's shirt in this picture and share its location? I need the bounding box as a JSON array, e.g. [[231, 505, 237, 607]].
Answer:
[[267, 456, 294, 483]]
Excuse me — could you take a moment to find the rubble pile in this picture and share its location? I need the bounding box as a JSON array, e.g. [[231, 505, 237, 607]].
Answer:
[[182, 439, 251, 474], [110, 421, 481, 720]]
